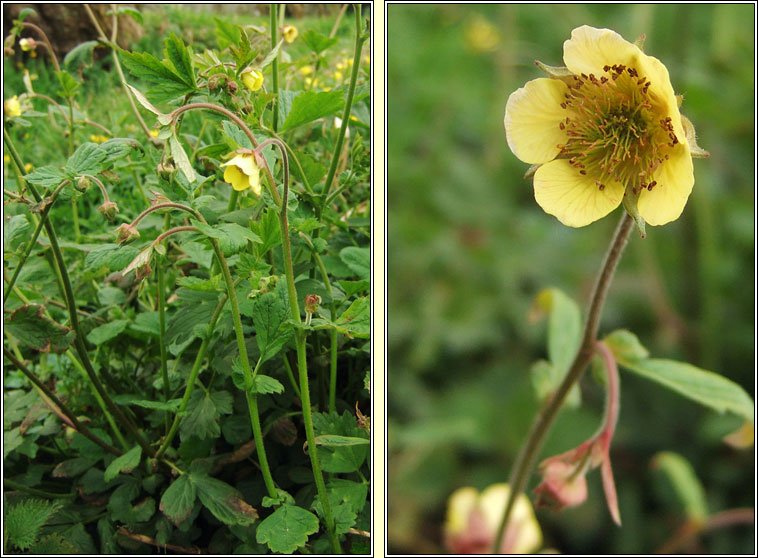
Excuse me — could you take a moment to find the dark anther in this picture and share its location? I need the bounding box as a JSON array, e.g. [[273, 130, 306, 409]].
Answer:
[[579, 169, 587, 175], [603, 64, 611, 72], [559, 122, 565, 130]]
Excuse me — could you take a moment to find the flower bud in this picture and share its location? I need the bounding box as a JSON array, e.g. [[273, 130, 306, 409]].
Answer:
[[19, 38, 34, 52], [226, 79, 238, 94], [76, 176, 90, 192], [115, 223, 140, 245], [304, 294, 322, 314], [157, 161, 175, 181], [534, 460, 589, 512], [98, 201, 119, 222]]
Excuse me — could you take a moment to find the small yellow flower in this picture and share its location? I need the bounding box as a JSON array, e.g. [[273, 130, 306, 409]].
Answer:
[[364, 55, 370, 65], [29, 50, 37, 59], [220, 151, 261, 194], [464, 14, 499, 53], [336, 61, 345, 71], [333, 71, 343, 81], [24, 163, 32, 172], [505, 25, 707, 228], [149, 129, 159, 138], [89, 134, 108, 144], [4, 96, 22, 118], [282, 24, 298, 43], [19, 38, 33, 52], [300, 65, 313, 76], [241, 68, 264, 91], [444, 484, 542, 554], [305, 77, 312, 87], [3, 154, 10, 163], [346, 58, 353, 67]]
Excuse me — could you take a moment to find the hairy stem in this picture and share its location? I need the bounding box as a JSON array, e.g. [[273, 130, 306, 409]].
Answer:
[[492, 212, 634, 553]]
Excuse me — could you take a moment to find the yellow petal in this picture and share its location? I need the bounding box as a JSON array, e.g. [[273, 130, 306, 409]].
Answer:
[[223, 165, 249, 191], [504, 78, 569, 165], [637, 143, 694, 226], [444, 487, 479, 535], [534, 159, 625, 227]]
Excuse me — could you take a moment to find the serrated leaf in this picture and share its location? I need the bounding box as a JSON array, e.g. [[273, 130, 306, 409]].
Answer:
[[100, 137, 143, 164], [221, 120, 253, 149], [337, 280, 370, 299], [104, 445, 142, 482], [300, 30, 338, 55], [214, 17, 241, 50], [618, 357, 754, 423], [5, 214, 31, 250], [333, 296, 370, 339], [52, 457, 97, 478], [64, 142, 107, 175], [652, 451, 709, 522], [339, 246, 370, 281], [191, 474, 258, 526], [169, 134, 196, 183], [56, 70, 80, 97], [119, 48, 185, 85], [255, 505, 319, 553], [23, 165, 68, 188], [86, 319, 129, 344], [193, 220, 262, 256], [281, 90, 345, 132], [312, 411, 368, 473], [5, 304, 74, 353], [252, 291, 292, 362], [251, 375, 284, 395], [159, 475, 196, 526], [164, 32, 196, 87], [180, 391, 232, 441], [115, 6, 142, 24], [84, 244, 139, 272]]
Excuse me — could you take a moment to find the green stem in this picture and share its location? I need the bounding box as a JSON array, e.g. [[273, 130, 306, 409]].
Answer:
[[492, 212, 634, 553], [4, 478, 75, 500], [210, 239, 277, 499], [281, 354, 302, 400], [278, 143, 341, 554], [157, 255, 170, 417], [320, 4, 365, 214], [270, 4, 280, 132], [155, 292, 228, 459], [3, 347, 121, 456]]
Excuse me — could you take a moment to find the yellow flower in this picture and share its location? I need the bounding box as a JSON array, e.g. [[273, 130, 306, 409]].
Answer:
[[3, 154, 10, 163], [220, 152, 261, 194], [149, 129, 159, 138], [241, 68, 264, 91], [364, 55, 370, 65], [505, 26, 707, 228], [4, 96, 22, 118], [300, 65, 313, 76], [444, 484, 542, 554], [19, 38, 33, 51], [24, 163, 32, 172], [333, 71, 343, 81], [282, 24, 298, 43], [89, 134, 108, 143], [336, 61, 345, 71]]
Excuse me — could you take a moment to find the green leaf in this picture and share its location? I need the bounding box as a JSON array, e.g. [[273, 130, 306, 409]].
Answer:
[[23, 165, 68, 188], [169, 134, 196, 183], [252, 291, 292, 362], [300, 30, 338, 54], [159, 475, 196, 526], [221, 120, 253, 149], [280, 90, 345, 132], [191, 474, 258, 526], [114, 6, 143, 24], [5, 499, 63, 551], [652, 451, 709, 522], [312, 411, 368, 473], [314, 435, 370, 447], [16, 7, 37, 22], [290, 152, 326, 189], [4, 214, 31, 250], [255, 505, 319, 554], [164, 32, 196, 87], [333, 296, 370, 339], [259, 38, 285, 69], [64, 40, 99, 70], [130, 311, 160, 337], [86, 319, 129, 345], [56, 70, 80, 98], [119, 48, 185, 85], [53, 457, 98, 478], [103, 445, 142, 482], [5, 304, 74, 353], [214, 17, 241, 50], [618, 357, 754, 424], [251, 209, 282, 256], [97, 286, 126, 306], [337, 280, 370, 299], [64, 142, 107, 175], [108, 480, 155, 524], [180, 391, 233, 441], [84, 244, 139, 273], [100, 137, 144, 165], [530, 359, 581, 408], [193, 220, 262, 256], [251, 375, 284, 395], [339, 246, 370, 280], [534, 288, 582, 376], [128, 398, 182, 412]]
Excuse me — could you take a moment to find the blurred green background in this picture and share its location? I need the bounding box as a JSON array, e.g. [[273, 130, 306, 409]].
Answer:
[[387, 4, 754, 554]]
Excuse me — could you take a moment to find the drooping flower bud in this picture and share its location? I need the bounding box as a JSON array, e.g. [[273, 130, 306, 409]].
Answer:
[[4, 96, 22, 118], [76, 176, 91, 192], [282, 24, 298, 43], [98, 201, 119, 222], [304, 294, 322, 314], [19, 38, 34, 52], [115, 223, 140, 245], [241, 68, 264, 92]]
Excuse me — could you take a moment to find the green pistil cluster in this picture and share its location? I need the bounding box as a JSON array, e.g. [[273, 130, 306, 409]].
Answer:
[[557, 64, 674, 194]]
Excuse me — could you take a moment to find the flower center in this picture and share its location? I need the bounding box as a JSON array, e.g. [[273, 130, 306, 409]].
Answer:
[[557, 64, 677, 193]]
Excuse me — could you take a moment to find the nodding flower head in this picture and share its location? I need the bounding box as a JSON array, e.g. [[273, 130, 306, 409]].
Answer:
[[282, 24, 298, 43], [241, 68, 264, 92], [220, 151, 261, 195], [505, 26, 707, 230], [4, 96, 22, 118]]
